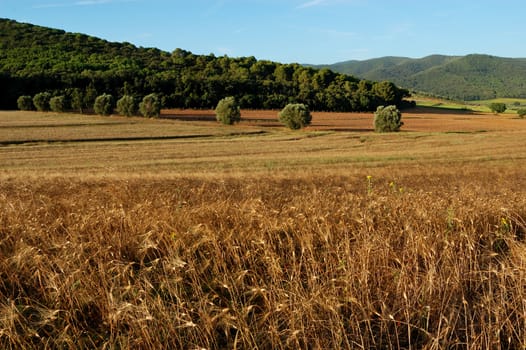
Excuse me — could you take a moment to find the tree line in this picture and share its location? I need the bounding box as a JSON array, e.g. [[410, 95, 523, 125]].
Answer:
[[0, 19, 411, 112]]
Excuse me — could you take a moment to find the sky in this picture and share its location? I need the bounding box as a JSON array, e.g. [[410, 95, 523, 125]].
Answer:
[[2, 0, 526, 64]]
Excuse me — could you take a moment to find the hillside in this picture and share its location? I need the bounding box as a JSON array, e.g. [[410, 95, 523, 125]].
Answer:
[[320, 54, 526, 101], [0, 18, 408, 111]]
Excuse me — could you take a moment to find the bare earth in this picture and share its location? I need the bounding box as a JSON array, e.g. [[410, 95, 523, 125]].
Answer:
[[163, 107, 524, 132]]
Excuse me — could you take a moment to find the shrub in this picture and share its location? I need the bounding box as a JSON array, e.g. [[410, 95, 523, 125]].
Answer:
[[117, 95, 136, 117], [374, 105, 403, 132], [94, 94, 114, 116], [215, 96, 241, 125], [70, 88, 84, 114], [489, 102, 507, 114], [17, 95, 33, 111], [517, 108, 526, 119], [33, 92, 52, 112], [50, 95, 67, 113], [278, 103, 312, 130], [139, 93, 161, 118]]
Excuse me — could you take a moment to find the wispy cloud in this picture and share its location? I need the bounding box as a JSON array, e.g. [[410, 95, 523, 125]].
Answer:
[[76, 0, 113, 5], [297, 0, 327, 9], [33, 0, 136, 9], [297, 0, 364, 9]]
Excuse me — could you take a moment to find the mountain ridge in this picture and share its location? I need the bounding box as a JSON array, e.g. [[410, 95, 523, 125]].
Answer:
[[316, 54, 526, 100]]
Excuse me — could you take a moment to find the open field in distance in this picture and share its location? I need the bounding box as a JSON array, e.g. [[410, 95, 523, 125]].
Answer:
[[1, 109, 525, 177], [1, 109, 526, 348], [413, 95, 526, 114]]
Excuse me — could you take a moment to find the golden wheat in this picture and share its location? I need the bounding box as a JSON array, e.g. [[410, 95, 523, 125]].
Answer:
[[1, 166, 525, 349]]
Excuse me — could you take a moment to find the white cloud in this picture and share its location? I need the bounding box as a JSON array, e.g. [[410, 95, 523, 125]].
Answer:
[[297, 0, 327, 9], [297, 0, 364, 9], [75, 0, 113, 5], [33, 0, 136, 8]]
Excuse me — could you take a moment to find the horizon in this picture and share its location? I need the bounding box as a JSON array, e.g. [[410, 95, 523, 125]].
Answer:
[[3, 1, 526, 64]]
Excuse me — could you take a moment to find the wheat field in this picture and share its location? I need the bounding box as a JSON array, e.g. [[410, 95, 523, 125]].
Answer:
[[1, 111, 526, 349]]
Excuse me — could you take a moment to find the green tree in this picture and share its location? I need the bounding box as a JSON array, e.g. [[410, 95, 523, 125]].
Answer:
[[94, 93, 114, 116], [117, 95, 136, 117], [17, 95, 33, 110], [215, 96, 241, 125], [84, 83, 98, 111], [33, 92, 51, 112], [0, 19, 412, 112], [517, 108, 526, 119], [139, 93, 161, 118], [372, 81, 398, 105], [49, 95, 66, 112], [279, 103, 312, 130], [70, 88, 84, 113], [374, 105, 403, 132], [489, 102, 507, 114]]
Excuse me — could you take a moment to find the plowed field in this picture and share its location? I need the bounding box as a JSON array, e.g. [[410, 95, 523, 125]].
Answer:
[[162, 107, 524, 132]]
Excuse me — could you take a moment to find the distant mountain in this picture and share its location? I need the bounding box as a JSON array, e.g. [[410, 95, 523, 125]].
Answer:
[[318, 54, 526, 100]]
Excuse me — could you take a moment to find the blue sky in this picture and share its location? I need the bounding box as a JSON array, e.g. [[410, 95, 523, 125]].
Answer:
[[2, 0, 526, 64]]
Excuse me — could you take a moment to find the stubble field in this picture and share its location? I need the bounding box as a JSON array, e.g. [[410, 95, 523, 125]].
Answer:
[[1, 109, 526, 349]]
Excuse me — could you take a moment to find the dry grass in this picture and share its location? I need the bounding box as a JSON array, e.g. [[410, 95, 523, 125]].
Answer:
[[0, 111, 263, 144], [1, 169, 526, 349], [1, 111, 526, 349], [2, 110, 526, 177]]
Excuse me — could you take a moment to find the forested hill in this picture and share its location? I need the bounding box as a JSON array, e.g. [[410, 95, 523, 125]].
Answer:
[[0, 18, 408, 111], [318, 54, 526, 101]]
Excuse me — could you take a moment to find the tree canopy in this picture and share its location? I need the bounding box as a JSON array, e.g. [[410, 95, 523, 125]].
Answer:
[[279, 103, 312, 130], [0, 19, 410, 111]]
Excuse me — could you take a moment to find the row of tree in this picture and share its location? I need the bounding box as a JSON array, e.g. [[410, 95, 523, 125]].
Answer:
[[215, 95, 404, 133], [0, 19, 411, 112], [17, 92, 161, 117]]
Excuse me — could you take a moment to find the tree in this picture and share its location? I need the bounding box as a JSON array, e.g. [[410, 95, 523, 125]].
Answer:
[[215, 96, 241, 125], [49, 95, 66, 112], [279, 103, 312, 130], [374, 105, 403, 132], [372, 81, 398, 106], [70, 88, 84, 113], [17, 95, 33, 110], [117, 95, 136, 117], [84, 83, 98, 110], [94, 93, 114, 116], [1, 19, 412, 112], [489, 102, 507, 114], [33, 92, 52, 112], [517, 108, 526, 119], [139, 93, 161, 118]]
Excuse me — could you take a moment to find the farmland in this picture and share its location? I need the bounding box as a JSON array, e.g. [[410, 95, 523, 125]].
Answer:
[[1, 109, 526, 349], [1, 109, 525, 176]]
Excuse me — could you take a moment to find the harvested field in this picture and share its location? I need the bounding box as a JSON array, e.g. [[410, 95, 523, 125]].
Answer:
[[163, 107, 525, 132], [1, 109, 526, 349]]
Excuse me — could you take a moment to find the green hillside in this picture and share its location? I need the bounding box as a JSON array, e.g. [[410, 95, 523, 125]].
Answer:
[[0, 18, 409, 111], [320, 54, 526, 101]]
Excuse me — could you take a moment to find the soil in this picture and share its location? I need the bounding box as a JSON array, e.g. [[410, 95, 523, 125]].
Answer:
[[161, 108, 524, 133]]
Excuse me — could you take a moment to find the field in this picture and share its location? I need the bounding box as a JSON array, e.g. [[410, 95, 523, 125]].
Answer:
[[1, 109, 524, 176], [1, 109, 526, 349], [413, 95, 526, 114]]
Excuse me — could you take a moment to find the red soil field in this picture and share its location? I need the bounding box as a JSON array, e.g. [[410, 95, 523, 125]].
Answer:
[[162, 108, 525, 133]]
